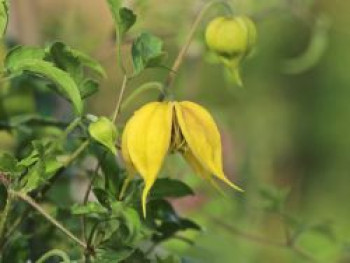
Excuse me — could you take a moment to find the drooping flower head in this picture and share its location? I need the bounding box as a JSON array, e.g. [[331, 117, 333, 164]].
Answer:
[[121, 101, 243, 216]]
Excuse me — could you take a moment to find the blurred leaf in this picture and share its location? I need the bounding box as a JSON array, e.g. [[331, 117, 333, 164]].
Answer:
[[89, 117, 118, 155], [119, 7, 136, 35], [310, 221, 336, 242], [80, 79, 99, 99], [106, 0, 121, 23], [93, 187, 113, 209], [121, 249, 151, 263], [0, 0, 8, 37], [71, 202, 108, 216], [156, 255, 182, 263], [150, 178, 194, 199], [6, 59, 83, 115], [283, 14, 331, 74], [95, 247, 134, 263], [100, 151, 122, 197], [147, 199, 201, 242], [36, 249, 71, 263], [5, 46, 46, 70], [132, 32, 166, 75], [0, 183, 7, 211], [0, 152, 23, 174], [259, 185, 290, 213]]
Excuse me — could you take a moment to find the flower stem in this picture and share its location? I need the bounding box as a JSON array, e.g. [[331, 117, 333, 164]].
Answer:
[[111, 74, 128, 123], [12, 191, 87, 249], [162, 0, 233, 99], [63, 140, 90, 167]]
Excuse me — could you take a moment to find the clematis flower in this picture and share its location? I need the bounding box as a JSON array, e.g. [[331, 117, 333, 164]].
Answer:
[[121, 101, 243, 216]]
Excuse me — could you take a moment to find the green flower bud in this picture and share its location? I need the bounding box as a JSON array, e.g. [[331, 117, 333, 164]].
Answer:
[[205, 16, 257, 60], [205, 15, 257, 86], [89, 117, 118, 155]]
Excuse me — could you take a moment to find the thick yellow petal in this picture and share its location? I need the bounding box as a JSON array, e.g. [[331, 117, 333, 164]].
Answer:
[[126, 101, 173, 216], [175, 101, 243, 192]]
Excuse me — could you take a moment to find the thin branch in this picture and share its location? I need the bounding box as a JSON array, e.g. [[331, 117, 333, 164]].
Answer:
[[12, 191, 87, 249], [162, 0, 232, 98], [211, 217, 320, 263], [111, 74, 128, 123]]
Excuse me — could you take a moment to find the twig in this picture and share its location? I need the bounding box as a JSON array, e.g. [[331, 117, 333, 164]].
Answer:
[[161, 0, 232, 98], [12, 191, 87, 249], [212, 217, 320, 263], [111, 74, 128, 123]]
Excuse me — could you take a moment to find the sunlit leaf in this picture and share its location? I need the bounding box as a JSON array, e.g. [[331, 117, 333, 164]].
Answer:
[[89, 117, 118, 155], [132, 32, 166, 75], [6, 56, 83, 115]]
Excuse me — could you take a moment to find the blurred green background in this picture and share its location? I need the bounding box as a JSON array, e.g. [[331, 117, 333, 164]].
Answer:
[[1, 0, 350, 262]]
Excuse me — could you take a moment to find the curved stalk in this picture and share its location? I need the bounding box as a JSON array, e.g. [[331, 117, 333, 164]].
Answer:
[[161, 0, 233, 99]]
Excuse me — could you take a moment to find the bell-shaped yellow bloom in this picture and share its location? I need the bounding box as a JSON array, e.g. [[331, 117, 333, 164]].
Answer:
[[121, 101, 243, 217]]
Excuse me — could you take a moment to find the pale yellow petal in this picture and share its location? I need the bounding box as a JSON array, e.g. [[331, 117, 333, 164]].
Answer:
[[126, 101, 173, 216], [120, 120, 135, 199], [182, 150, 225, 195], [175, 101, 243, 192]]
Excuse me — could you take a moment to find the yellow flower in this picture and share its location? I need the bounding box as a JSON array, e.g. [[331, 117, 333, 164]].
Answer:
[[121, 101, 243, 216]]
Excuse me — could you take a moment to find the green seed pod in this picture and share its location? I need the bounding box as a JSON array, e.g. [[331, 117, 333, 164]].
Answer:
[[89, 117, 118, 155], [205, 15, 257, 60]]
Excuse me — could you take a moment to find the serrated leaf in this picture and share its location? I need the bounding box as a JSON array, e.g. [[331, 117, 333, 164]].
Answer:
[[119, 7, 136, 34], [89, 117, 118, 155], [132, 32, 166, 75], [151, 178, 194, 199], [0, 0, 9, 38], [8, 59, 83, 115]]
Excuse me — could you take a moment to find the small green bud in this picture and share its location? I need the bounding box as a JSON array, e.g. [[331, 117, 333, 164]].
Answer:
[[205, 16, 257, 59], [205, 15, 257, 86], [88, 117, 118, 155]]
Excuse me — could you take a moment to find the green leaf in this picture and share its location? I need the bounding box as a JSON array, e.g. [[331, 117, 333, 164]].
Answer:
[[0, 152, 17, 173], [36, 249, 71, 263], [8, 60, 83, 115], [151, 178, 194, 199], [119, 7, 136, 35], [20, 141, 63, 193], [89, 117, 118, 155], [71, 202, 109, 216], [131, 32, 166, 75], [95, 247, 134, 263], [80, 79, 99, 99], [106, 0, 121, 23], [5, 46, 46, 70], [156, 255, 182, 263], [0, 0, 9, 38], [48, 42, 106, 79]]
